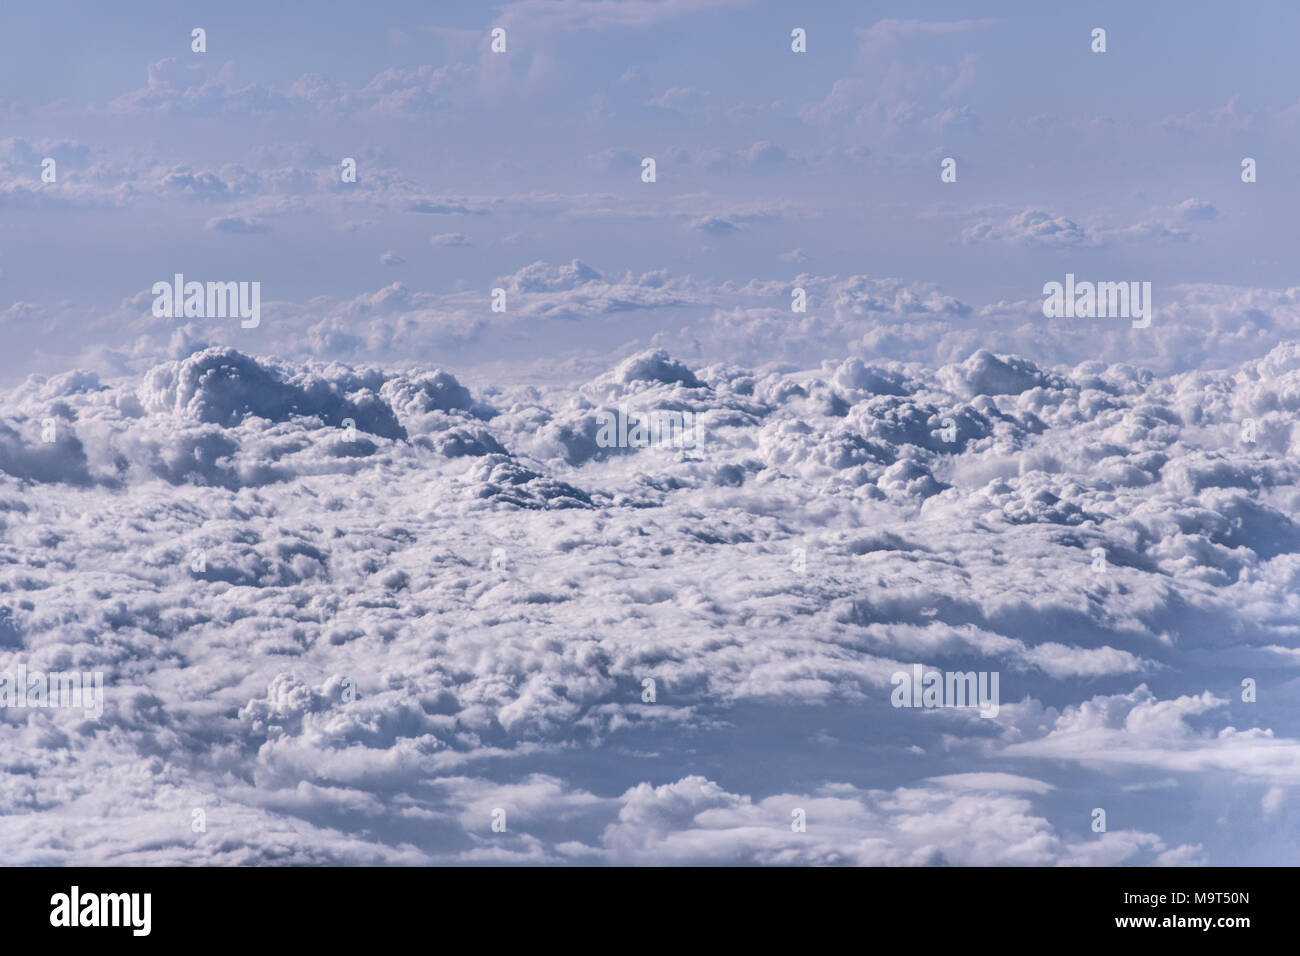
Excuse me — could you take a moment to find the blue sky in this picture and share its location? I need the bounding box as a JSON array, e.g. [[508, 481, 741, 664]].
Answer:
[[3, 0, 1299, 383]]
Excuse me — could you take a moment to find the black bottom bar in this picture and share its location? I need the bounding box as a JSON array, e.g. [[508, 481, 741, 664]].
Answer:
[[4, 865, 1282, 942]]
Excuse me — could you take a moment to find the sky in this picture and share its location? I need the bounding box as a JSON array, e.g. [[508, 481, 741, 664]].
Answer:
[[1, 0, 1298, 866], [3, 0, 1300, 382]]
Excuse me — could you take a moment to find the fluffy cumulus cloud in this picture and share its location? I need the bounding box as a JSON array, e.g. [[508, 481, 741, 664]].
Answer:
[[0, 331, 1296, 863], [5, 2, 1300, 867]]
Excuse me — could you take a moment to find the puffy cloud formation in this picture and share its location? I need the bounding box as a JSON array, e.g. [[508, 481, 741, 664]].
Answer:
[[28, 261, 1300, 393], [0, 340, 1295, 863], [9, 0, 1300, 868]]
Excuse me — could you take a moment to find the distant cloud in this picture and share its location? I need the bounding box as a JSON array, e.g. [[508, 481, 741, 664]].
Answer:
[[856, 17, 998, 48], [1176, 197, 1220, 221], [690, 215, 738, 235], [204, 214, 269, 234], [496, 0, 754, 34], [962, 208, 1090, 247], [430, 232, 471, 247], [648, 87, 705, 110]]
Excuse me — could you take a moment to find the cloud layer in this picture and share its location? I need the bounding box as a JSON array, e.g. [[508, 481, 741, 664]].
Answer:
[[1, 337, 1296, 863]]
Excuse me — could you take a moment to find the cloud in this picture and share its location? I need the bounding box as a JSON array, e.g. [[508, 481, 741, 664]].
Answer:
[[648, 87, 709, 112], [856, 18, 998, 49], [495, 0, 754, 34], [1002, 685, 1300, 785], [102, 58, 479, 118], [595, 775, 1183, 866], [1160, 95, 1253, 133], [961, 206, 1202, 249], [204, 214, 270, 234], [800, 20, 991, 136], [1175, 198, 1220, 222], [430, 232, 472, 247], [5, 0, 1300, 870], [3, 329, 1299, 860], [691, 215, 738, 235], [962, 208, 1091, 248], [926, 773, 1055, 794]]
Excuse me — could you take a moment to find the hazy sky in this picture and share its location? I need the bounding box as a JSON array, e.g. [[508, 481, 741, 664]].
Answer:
[[2, 0, 1297, 384]]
